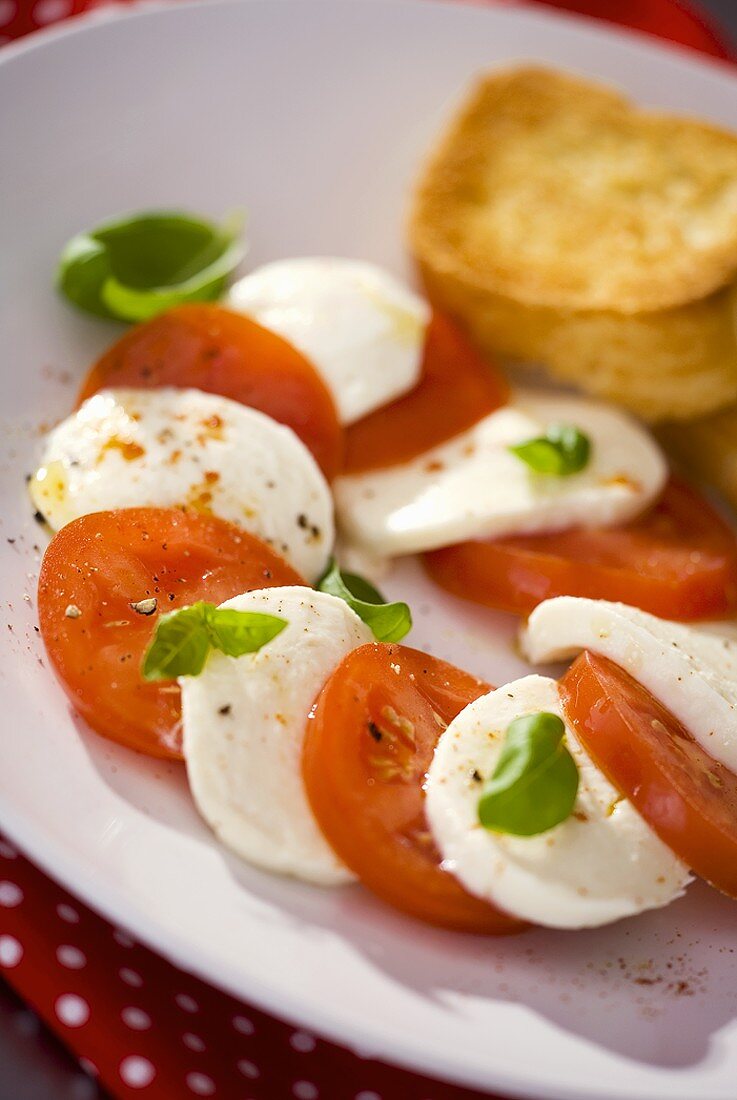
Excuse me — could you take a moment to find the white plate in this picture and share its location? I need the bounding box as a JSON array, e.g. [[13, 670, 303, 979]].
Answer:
[[1, 2, 737, 1097]]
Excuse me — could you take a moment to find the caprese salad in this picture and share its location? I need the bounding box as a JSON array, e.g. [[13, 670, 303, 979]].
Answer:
[[31, 211, 737, 934]]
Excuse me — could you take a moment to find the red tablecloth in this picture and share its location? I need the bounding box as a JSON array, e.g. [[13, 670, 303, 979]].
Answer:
[[0, 2, 733, 1099]]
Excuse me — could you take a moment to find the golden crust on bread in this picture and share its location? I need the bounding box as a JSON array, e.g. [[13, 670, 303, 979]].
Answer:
[[542, 288, 737, 421], [411, 67, 737, 314]]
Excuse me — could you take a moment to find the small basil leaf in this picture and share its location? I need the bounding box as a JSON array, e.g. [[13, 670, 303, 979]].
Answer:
[[478, 712, 579, 836], [56, 210, 245, 322], [317, 560, 412, 643], [142, 603, 212, 682], [203, 606, 287, 657], [56, 234, 113, 318], [509, 423, 591, 476], [142, 600, 286, 681]]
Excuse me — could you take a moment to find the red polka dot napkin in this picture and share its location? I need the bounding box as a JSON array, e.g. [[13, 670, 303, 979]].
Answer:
[[0, 2, 733, 1099]]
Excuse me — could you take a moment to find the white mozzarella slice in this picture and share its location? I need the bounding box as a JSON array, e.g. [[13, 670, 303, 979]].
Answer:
[[425, 675, 690, 929], [181, 586, 373, 885], [30, 387, 333, 581], [521, 596, 737, 773], [334, 390, 667, 557], [227, 258, 429, 424]]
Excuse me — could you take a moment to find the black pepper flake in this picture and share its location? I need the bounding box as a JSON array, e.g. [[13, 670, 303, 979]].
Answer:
[[33, 510, 45, 525], [6, 538, 15, 545], [24, 473, 31, 484], [471, 769, 483, 783], [218, 704, 232, 716], [297, 513, 308, 529], [368, 721, 382, 742]]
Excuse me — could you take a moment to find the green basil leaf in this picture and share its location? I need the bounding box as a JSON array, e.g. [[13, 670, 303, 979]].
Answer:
[[317, 559, 412, 643], [56, 210, 245, 322], [142, 600, 286, 681], [142, 603, 213, 682], [56, 234, 114, 318], [478, 712, 579, 836], [509, 423, 591, 476], [203, 605, 287, 657]]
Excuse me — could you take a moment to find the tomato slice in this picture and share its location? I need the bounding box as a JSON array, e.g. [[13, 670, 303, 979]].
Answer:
[[302, 642, 525, 933], [342, 311, 508, 475], [78, 304, 343, 480], [38, 508, 303, 760], [560, 650, 737, 899], [424, 479, 737, 621]]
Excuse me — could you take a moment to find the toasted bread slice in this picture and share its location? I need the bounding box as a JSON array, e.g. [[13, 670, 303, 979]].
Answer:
[[411, 67, 737, 314], [542, 287, 737, 421]]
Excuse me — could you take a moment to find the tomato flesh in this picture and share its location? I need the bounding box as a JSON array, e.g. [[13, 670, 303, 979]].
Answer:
[[560, 650, 737, 898], [342, 311, 508, 475], [38, 508, 303, 760], [78, 303, 343, 480], [303, 642, 525, 933], [424, 479, 737, 621]]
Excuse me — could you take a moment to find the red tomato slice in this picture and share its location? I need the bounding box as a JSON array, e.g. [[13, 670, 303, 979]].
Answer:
[[38, 508, 303, 760], [302, 642, 525, 933], [78, 304, 343, 480], [424, 479, 737, 621], [342, 311, 508, 475], [560, 650, 737, 899]]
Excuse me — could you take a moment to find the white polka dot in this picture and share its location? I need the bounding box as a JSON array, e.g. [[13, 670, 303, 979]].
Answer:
[[175, 992, 199, 1013], [79, 1058, 98, 1078], [34, 0, 72, 25], [0, 935, 22, 968], [290, 1031, 317, 1053], [122, 1006, 152, 1031], [293, 1084, 318, 1100], [57, 902, 79, 924], [183, 1032, 206, 1052], [55, 994, 90, 1028], [57, 945, 86, 970], [356, 1093, 382, 1100], [119, 1055, 155, 1089], [237, 1060, 260, 1080], [113, 928, 135, 948], [120, 967, 143, 988], [232, 1014, 255, 1035], [186, 1072, 215, 1096], [0, 1, 16, 29], [0, 881, 22, 907], [0, 840, 18, 859]]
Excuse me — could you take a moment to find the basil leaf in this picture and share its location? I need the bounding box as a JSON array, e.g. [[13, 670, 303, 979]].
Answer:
[[509, 423, 591, 476], [56, 210, 245, 322], [203, 605, 287, 657], [317, 560, 412, 643], [478, 712, 579, 836], [142, 601, 286, 681], [142, 603, 213, 682]]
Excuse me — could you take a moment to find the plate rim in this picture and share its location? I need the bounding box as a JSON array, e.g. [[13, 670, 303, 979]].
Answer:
[[3, 2, 737, 1097]]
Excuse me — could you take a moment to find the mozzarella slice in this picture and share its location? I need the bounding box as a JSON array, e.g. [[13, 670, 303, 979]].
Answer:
[[522, 596, 737, 773], [181, 587, 373, 885], [334, 390, 667, 557], [227, 258, 429, 424], [425, 675, 690, 929], [30, 387, 333, 581]]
